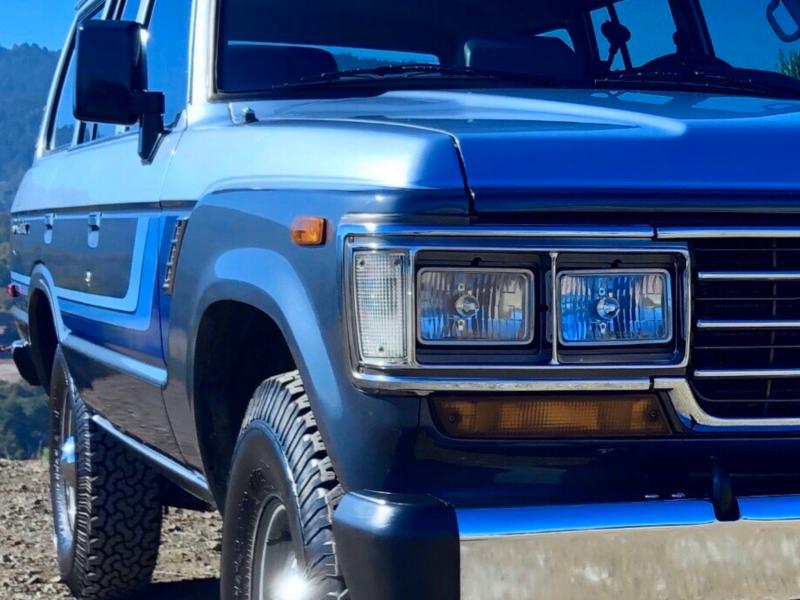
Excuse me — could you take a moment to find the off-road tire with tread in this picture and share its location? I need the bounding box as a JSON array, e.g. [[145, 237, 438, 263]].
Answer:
[[221, 370, 348, 600], [49, 347, 163, 600]]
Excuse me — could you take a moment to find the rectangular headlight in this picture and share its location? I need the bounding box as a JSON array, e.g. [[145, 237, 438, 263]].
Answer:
[[558, 270, 671, 346], [418, 269, 533, 345], [352, 250, 409, 364]]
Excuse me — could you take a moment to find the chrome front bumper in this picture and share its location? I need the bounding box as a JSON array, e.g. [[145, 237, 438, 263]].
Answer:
[[459, 496, 800, 600]]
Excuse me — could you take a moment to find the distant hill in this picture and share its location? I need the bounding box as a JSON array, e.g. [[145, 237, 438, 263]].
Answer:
[[0, 44, 59, 211], [0, 44, 57, 460]]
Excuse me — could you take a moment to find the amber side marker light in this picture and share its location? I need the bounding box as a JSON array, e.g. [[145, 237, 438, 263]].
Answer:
[[434, 394, 671, 439], [291, 216, 327, 246]]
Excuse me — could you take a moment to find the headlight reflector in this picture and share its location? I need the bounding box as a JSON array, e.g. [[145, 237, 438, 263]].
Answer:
[[418, 269, 533, 344], [353, 250, 409, 363], [559, 270, 671, 345]]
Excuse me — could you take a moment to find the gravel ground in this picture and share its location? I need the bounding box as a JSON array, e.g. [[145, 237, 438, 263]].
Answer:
[[0, 459, 222, 600]]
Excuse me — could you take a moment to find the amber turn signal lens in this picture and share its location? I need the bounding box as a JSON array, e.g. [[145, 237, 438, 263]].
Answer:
[[434, 394, 670, 439], [290, 216, 326, 246]]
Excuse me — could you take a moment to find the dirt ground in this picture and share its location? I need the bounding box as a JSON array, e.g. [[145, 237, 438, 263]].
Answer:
[[0, 459, 223, 600]]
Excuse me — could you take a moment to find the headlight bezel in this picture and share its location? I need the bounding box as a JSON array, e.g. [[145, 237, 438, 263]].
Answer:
[[345, 234, 689, 373]]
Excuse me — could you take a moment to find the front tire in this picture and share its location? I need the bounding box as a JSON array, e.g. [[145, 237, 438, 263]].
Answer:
[[221, 371, 347, 600], [49, 347, 163, 599]]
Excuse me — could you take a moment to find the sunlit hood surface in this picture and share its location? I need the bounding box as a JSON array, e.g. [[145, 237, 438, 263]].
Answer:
[[271, 88, 800, 198]]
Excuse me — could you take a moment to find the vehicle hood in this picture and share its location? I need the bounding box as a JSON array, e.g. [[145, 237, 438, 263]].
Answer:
[[270, 88, 800, 200]]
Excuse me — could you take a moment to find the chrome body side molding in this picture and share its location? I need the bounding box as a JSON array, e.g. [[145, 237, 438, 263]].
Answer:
[[458, 495, 800, 600], [91, 414, 212, 503]]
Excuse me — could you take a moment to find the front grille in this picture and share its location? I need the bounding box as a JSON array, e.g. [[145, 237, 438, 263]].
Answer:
[[690, 238, 800, 418]]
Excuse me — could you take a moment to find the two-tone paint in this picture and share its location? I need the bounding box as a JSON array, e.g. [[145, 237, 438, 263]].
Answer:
[[12, 0, 800, 598]]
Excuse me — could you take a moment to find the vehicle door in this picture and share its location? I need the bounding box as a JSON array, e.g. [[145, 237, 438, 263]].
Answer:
[[37, 0, 194, 457]]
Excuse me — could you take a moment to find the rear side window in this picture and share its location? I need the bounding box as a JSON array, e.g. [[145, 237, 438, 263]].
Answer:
[[144, 0, 193, 126]]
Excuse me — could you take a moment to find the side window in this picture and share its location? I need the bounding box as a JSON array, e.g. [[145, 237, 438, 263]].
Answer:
[[144, 0, 193, 127], [50, 47, 78, 150]]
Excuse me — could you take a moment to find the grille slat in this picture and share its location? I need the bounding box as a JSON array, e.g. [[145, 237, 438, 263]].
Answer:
[[699, 271, 800, 281], [690, 238, 800, 418], [698, 320, 800, 329]]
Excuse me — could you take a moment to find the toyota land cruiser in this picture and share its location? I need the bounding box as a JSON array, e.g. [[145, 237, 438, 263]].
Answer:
[[11, 1, 800, 599]]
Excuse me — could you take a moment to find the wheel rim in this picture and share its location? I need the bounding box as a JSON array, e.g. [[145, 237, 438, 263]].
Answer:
[[252, 500, 306, 600], [57, 383, 77, 535]]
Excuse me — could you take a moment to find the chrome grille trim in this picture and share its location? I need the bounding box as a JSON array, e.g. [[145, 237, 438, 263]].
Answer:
[[698, 271, 800, 281], [697, 320, 800, 330], [657, 378, 800, 429], [694, 369, 800, 379], [659, 227, 800, 239], [688, 231, 800, 419]]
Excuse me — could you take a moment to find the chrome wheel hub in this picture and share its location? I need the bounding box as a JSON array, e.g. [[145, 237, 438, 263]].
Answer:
[[252, 500, 307, 600], [59, 389, 77, 534]]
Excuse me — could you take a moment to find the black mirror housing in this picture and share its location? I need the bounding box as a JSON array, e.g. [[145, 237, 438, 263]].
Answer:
[[75, 20, 165, 161], [75, 20, 148, 125]]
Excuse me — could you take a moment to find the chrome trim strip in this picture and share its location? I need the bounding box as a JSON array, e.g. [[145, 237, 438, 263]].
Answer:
[[658, 226, 800, 239], [549, 252, 559, 365], [699, 271, 800, 281], [658, 377, 800, 429], [62, 333, 168, 388], [697, 319, 800, 329], [341, 222, 655, 239], [457, 499, 714, 540], [694, 368, 800, 379], [459, 495, 800, 600], [91, 414, 211, 502], [351, 372, 652, 394]]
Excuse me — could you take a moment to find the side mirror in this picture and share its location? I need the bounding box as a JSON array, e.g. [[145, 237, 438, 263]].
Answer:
[[74, 20, 165, 162], [768, 0, 800, 42]]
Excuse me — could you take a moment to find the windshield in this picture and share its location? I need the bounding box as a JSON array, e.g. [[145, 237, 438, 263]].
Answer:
[[217, 0, 800, 97]]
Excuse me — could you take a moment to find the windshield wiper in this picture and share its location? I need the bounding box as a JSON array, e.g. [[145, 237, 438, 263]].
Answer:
[[596, 67, 800, 99], [266, 63, 566, 92]]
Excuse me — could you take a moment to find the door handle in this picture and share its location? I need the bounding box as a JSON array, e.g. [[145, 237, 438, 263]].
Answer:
[[87, 213, 101, 248], [44, 213, 54, 244]]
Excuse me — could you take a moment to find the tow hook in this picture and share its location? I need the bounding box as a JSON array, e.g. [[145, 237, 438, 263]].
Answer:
[[711, 459, 740, 521]]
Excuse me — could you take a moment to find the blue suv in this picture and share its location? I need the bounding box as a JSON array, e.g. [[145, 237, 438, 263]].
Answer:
[[11, 0, 800, 599]]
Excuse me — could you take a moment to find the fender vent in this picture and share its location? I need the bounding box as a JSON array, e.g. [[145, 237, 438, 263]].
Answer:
[[163, 217, 189, 295]]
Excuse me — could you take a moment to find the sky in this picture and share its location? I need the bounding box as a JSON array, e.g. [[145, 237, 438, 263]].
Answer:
[[0, 0, 75, 50]]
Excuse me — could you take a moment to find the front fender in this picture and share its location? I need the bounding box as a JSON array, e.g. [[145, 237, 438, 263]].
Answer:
[[163, 189, 458, 492]]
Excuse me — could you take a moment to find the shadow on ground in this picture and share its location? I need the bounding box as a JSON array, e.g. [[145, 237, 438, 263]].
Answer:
[[146, 578, 221, 599]]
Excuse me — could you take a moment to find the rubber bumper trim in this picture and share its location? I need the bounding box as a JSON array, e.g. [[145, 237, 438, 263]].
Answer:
[[333, 491, 459, 600]]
